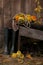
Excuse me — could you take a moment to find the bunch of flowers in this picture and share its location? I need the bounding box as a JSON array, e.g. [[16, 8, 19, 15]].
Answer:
[[13, 13, 25, 24], [13, 13, 37, 27], [25, 14, 37, 22]]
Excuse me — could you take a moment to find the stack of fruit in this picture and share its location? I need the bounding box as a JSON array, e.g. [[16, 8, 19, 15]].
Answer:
[[11, 50, 24, 59], [11, 50, 32, 63]]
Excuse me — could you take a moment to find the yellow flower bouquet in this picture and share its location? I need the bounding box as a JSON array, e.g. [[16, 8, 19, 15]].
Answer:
[[13, 13, 37, 27]]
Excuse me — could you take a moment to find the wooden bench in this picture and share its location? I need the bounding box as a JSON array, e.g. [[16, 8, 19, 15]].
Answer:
[[18, 26, 43, 50]]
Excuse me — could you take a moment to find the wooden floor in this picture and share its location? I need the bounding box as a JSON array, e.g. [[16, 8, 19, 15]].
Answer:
[[0, 54, 43, 65]]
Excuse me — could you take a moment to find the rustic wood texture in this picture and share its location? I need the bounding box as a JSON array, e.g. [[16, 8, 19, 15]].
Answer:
[[19, 26, 43, 40], [18, 26, 43, 50], [0, 0, 4, 48]]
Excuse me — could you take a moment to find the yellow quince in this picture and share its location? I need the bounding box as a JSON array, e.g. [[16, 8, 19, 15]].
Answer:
[[17, 50, 22, 57], [20, 54, 24, 59], [11, 53, 17, 58]]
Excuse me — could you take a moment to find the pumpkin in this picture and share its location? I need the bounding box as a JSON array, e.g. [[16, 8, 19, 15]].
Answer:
[[31, 15, 37, 21]]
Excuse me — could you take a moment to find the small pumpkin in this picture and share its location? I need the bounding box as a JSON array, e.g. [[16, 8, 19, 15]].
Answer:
[[31, 15, 37, 21]]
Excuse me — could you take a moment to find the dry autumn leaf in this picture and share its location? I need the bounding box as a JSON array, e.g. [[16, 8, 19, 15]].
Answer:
[[26, 54, 32, 60], [18, 58, 24, 64], [3, 59, 10, 63]]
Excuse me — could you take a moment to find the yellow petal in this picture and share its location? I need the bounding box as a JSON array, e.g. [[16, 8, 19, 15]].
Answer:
[[18, 17, 24, 21], [26, 14, 31, 21]]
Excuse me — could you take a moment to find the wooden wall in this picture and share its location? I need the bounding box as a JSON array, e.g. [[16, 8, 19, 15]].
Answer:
[[0, 0, 4, 48]]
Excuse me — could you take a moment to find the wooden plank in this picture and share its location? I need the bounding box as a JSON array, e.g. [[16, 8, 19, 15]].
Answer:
[[19, 26, 43, 40]]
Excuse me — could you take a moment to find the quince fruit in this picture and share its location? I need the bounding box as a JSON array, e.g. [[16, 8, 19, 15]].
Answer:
[[17, 50, 22, 57], [11, 53, 17, 58], [20, 54, 24, 59]]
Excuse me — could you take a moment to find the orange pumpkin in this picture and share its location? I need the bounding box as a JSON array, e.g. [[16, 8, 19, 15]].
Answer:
[[31, 16, 37, 21], [15, 15, 19, 21]]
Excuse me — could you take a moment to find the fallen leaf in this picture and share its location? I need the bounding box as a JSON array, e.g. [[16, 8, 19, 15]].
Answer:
[[26, 54, 33, 60], [3, 59, 10, 63], [36, 62, 42, 65]]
